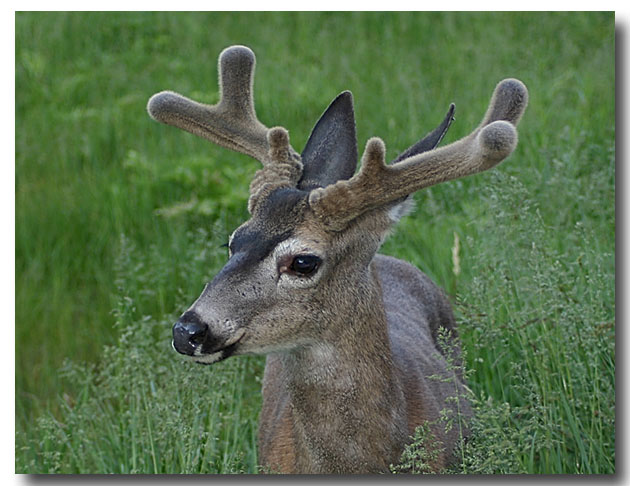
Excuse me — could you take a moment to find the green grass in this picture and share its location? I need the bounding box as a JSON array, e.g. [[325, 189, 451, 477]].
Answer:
[[16, 12, 614, 473]]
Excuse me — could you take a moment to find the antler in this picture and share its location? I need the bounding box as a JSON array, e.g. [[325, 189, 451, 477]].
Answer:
[[248, 127, 303, 213], [147, 45, 304, 213], [147, 45, 296, 166], [308, 78, 529, 231]]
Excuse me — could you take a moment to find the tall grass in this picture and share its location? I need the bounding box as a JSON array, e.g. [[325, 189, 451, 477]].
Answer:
[[17, 231, 263, 473], [16, 12, 614, 473], [393, 171, 614, 474]]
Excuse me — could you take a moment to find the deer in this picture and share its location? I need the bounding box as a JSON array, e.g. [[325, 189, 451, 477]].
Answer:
[[147, 45, 528, 474]]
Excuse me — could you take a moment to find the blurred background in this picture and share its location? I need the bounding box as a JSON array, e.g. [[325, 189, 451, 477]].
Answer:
[[15, 12, 614, 473]]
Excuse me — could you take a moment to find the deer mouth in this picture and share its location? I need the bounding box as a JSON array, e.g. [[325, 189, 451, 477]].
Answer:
[[172, 313, 247, 364], [189, 329, 246, 365]]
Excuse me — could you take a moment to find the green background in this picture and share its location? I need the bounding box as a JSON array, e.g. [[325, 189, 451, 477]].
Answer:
[[16, 12, 614, 473]]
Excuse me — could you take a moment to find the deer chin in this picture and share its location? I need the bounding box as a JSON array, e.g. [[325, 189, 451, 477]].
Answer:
[[190, 328, 246, 365], [191, 349, 230, 365]]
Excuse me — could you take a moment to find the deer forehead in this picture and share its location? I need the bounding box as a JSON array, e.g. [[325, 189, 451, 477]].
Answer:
[[227, 188, 308, 256], [227, 186, 339, 261], [227, 224, 332, 273]]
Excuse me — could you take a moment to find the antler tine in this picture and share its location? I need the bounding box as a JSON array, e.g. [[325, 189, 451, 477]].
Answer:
[[309, 79, 528, 231], [147, 45, 277, 164], [478, 78, 529, 128], [248, 127, 303, 214]]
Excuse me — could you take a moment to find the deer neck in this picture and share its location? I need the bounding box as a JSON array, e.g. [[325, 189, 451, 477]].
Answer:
[[279, 266, 408, 473]]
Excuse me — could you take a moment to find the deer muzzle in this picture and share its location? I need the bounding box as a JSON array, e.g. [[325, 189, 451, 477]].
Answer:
[[172, 311, 245, 364]]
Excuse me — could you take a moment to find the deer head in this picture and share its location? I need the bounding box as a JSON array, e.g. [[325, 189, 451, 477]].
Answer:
[[147, 45, 528, 365]]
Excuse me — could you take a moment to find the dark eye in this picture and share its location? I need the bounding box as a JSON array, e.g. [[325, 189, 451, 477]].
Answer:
[[290, 255, 321, 276]]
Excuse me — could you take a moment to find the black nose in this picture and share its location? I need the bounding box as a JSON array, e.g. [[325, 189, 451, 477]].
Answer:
[[172, 318, 209, 356]]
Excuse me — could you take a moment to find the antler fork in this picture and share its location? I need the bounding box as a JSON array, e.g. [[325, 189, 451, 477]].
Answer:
[[147, 45, 302, 212], [308, 78, 528, 231], [147, 45, 279, 163]]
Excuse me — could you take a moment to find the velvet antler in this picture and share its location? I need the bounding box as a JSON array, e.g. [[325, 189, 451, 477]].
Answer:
[[308, 78, 528, 231], [248, 127, 303, 213], [147, 45, 302, 212]]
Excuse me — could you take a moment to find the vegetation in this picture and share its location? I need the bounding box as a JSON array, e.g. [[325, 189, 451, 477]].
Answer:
[[16, 12, 614, 473]]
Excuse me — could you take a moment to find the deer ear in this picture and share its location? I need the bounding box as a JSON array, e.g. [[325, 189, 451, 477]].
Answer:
[[298, 91, 358, 190], [391, 104, 456, 163]]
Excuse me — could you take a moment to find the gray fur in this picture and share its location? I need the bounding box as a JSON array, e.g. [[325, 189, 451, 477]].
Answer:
[[148, 45, 528, 474]]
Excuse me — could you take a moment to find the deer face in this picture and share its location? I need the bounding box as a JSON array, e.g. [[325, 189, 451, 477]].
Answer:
[[150, 46, 527, 365], [171, 185, 394, 364], [172, 188, 321, 363]]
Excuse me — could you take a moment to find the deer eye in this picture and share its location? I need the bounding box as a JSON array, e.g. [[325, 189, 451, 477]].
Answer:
[[290, 255, 321, 276]]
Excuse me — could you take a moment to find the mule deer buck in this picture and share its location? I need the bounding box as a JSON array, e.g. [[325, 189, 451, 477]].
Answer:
[[147, 45, 528, 474]]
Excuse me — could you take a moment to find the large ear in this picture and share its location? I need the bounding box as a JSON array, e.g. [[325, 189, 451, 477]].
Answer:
[[391, 104, 455, 163], [298, 91, 358, 190]]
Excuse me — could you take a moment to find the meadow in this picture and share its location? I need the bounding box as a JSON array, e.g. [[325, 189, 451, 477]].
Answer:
[[15, 12, 614, 473]]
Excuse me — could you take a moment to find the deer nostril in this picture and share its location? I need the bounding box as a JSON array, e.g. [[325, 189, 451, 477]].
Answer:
[[172, 319, 209, 355]]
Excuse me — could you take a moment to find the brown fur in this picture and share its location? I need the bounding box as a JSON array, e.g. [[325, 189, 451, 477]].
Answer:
[[254, 251, 471, 473]]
